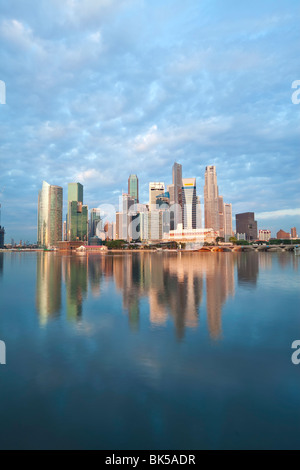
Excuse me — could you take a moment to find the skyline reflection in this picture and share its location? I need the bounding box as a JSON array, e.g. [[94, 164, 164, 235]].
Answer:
[[34, 252, 242, 339], [33, 251, 292, 339]]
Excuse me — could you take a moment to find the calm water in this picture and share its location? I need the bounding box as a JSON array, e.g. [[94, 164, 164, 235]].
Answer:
[[0, 251, 299, 450]]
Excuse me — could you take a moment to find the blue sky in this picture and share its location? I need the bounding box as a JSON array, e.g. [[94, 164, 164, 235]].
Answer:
[[0, 0, 299, 242]]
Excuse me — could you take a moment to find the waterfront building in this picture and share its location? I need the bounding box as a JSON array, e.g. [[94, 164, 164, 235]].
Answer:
[[168, 224, 217, 244], [38, 181, 63, 248], [204, 165, 219, 232], [291, 227, 297, 238], [196, 196, 202, 229], [259, 229, 271, 241], [218, 196, 224, 238], [182, 178, 197, 230], [90, 208, 102, 238], [149, 182, 165, 210], [67, 183, 88, 242], [236, 212, 258, 241], [224, 203, 233, 242], [172, 162, 183, 229], [128, 174, 139, 203], [276, 229, 290, 240]]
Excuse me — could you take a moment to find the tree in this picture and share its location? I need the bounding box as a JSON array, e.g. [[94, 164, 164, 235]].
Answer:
[[229, 236, 237, 244]]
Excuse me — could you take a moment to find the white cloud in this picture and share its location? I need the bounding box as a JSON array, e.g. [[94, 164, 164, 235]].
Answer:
[[256, 209, 300, 220]]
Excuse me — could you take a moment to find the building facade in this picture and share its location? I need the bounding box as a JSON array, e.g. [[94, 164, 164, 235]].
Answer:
[[204, 165, 219, 232], [291, 227, 298, 238], [128, 174, 139, 204], [90, 208, 102, 238], [276, 229, 290, 239], [38, 181, 63, 248], [149, 182, 165, 210], [259, 229, 271, 241], [67, 183, 88, 242], [236, 212, 258, 241], [182, 178, 197, 230], [224, 203, 233, 242]]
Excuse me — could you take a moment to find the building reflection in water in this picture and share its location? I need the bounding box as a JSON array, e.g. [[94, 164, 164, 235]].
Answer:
[[0, 253, 3, 277], [36, 253, 62, 325], [35, 252, 268, 339], [237, 252, 259, 286], [63, 256, 88, 322]]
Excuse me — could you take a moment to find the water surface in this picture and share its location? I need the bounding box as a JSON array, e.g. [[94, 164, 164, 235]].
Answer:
[[0, 251, 299, 449]]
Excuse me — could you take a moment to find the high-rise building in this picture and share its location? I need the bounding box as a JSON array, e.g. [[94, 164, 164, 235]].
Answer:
[[196, 196, 202, 229], [218, 196, 224, 238], [291, 227, 297, 238], [172, 162, 182, 204], [182, 178, 197, 230], [236, 212, 258, 241], [38, 181, 63, 248], [172, 162, 183, 229], [204, 166, 219, 232], [149, 182, 165, 209], [67, 183, 88, 242], [224, 203, 233, 242], [259, 229, 271, 241], [0, 204, 4, 249], [128, 174, 139, 204], [90, 208, 102, 238]]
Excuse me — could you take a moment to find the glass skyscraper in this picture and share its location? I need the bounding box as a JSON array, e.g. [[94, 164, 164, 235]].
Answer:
[[38, 181, 63, 248], [128, 174, 139, 204], [182, 178, 197, 230], [67, 183, 88, 242]]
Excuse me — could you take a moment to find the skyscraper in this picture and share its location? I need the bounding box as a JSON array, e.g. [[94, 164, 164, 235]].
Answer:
[[236, 212, 258, 241], [128, 174, 139, 204], [172, 162, 183, 229], [38, 181, 63, 248], [90, 208, 102, 238], [224, 203, 233, 241], [67, 183, 88, 242], [149, 182, 165, 209], [182, 178, 197, 230], [218, 196, 224, 238], [0, 204, 4, 248], [204, 166, 219, 232]]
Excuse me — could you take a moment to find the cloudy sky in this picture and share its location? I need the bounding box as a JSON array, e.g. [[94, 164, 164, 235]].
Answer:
[[0, 0, 299, 242]]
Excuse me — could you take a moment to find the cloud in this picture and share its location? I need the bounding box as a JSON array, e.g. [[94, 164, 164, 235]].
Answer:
[[0, 0, 299, 241], [256, 209, 300, 220]]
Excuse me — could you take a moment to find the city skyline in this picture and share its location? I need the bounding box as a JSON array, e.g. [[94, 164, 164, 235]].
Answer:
[[0, 1, 299, 241]]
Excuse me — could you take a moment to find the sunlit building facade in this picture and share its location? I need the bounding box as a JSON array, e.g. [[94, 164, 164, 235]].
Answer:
[[38, 181, 63, 248]]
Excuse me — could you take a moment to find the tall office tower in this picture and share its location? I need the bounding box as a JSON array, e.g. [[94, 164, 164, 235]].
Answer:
[[172, 162, 182, 205], [67, 182, 88, 242], [90, 208, 102, 238], [38, 181, 63, 248], [128, 174, 139, 204], [236, 212, 257, 241], [148, 210, 163, 240], [122, 193, 135, 214], [167, 184, 175, 203], [149, 182, 165, 209], [116, 194, 135, 241], [224, 203, 233, 242], [218, 196, 225, 238], [204, 165, 219, 231], [63, 221, 67, 241], [172, 162, 183, 229], [291, 227, 297, 238], [182, 178, 197, 230], [196, 196, 202, 229], [0, 204, 4, 248]]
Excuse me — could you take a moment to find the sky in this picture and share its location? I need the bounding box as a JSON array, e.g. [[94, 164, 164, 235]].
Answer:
[[0, 0, 299, 242]]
